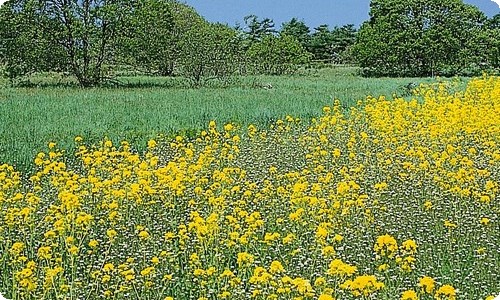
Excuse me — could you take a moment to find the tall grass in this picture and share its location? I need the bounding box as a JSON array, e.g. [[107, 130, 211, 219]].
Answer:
[[0, 68, 437, 171]]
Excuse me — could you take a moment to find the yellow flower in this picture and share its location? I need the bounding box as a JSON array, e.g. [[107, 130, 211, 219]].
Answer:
[[193, 268, 205, 276], [318, 294, 335, 300], [418, 276, 435, 294], [374, 234, 398, 258], [314, 277, 326, 286], [147, 139, 157, 148], [37, 246, 52, 259], [291, 277, 313, 295], [283, 233, 296, 244], [9, 242, 24, 256], [68, 246, 79, 255], [401, 239, 417, 254], [103, 263, 115, 272], [480, 217, 490, 225], [88, 240, 99, 248], [322, 245, 335, 257], [444, 220, 457, 229], [140, 266, 155, 277], [237, 252, 254, 266], [327, 259, 357, 277], [479, 195, 491, 204], [138, 230, 150, 240], [340, 275, 384, 297], [269, 261, 284, 274], [401, 289, 418, 300], [377, 264, 389, 272], [106, 229, 117, 240], [424, 201, 433, 210], [435, 284, 456, 300]]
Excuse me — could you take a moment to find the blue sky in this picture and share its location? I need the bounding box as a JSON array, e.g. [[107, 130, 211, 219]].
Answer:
[[183, 0, 499, 29]]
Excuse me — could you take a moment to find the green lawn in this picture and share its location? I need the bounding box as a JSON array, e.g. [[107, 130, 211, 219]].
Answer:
[[0, 68, 436, 171]]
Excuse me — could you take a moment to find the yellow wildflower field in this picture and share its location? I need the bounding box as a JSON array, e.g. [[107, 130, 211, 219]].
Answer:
[[0, 76, 499, 300]]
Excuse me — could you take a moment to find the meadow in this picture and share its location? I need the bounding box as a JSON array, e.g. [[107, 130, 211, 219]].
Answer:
[[0, 71, 498, 300], [0, 68, 436, 172]]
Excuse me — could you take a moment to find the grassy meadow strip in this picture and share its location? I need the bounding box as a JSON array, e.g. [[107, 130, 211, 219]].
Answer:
[[0, 68, 436, 172], [0, 76, 498, 300]]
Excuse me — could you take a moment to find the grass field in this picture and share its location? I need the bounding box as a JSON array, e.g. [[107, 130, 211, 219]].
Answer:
[[0, 68, 439, 171], [0, 75, 498, 300]]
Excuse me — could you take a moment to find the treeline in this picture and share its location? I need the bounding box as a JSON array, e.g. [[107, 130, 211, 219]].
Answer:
[[0, 0, 498, 87], [355, 0, 500, 77]]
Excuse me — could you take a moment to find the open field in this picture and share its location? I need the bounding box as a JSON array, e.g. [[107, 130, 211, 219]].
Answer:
[[0, 75, 498, 300], [0, 68, 439, 171]]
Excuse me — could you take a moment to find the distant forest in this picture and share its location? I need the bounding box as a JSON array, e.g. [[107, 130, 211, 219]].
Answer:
[[0, 0, 498, 86]]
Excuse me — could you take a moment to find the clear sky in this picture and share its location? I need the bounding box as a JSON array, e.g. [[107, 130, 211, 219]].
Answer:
[[183, 0, 500, 29]]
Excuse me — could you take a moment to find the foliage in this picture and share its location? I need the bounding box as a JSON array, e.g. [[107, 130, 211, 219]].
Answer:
[[0, 0, 68, 81], [0, 76, 499, 299], [158, 0, 207, 76], [247, 35, 311, 75], [307, 24, 357, 64], [242, 14, 277, 44], [0, 68, 432, 171], [280, 18, 310, 48], [178, 23, 242, 85], [354, 0, 497, 77], [0, 0, 137, 87], [123, 0, 175, 76]]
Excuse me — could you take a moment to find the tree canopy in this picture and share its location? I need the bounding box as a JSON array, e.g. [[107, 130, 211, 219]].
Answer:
[[353, 0, 499, 77], [1, 0, 497, 85]]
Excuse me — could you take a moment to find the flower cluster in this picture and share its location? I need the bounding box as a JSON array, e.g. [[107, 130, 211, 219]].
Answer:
[[0, 76, 498, 299]]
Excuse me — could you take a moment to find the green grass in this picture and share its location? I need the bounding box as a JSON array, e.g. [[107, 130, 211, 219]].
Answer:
[[0, 67, 437, 171]]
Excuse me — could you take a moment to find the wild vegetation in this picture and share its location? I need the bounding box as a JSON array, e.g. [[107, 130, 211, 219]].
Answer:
[[0, 1, 498, 300], [1, 0, 498, 86], [0, 76, 499, 300], [0, 68, 434, 172]]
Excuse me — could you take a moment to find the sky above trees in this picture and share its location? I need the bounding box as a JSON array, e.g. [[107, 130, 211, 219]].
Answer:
[[185, 0, 499, 28]]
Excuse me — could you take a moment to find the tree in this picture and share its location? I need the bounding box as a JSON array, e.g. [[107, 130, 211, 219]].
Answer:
[[330, 24, 357, 64], [247, 35, 311, 75], [242, 15, 276, 44], [160, 0, 207, 76], [0, 0, 142, 87], [178, 23, 242, 85], [0, 0, 68, 81], [307, 25, 333, 61], [482, 13, 500, 69], [353, 0, 489, 77], [307, 24, 357, 63], [280, 18, 310, 48], [124, 0, 174, 76], [0, 0, 137, 86]]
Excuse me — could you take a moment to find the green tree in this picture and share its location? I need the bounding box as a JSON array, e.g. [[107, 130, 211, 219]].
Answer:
[[247, 35, 311, 75], [0, 0, 137, 86], [243, 15, 276, 43], [124, 0, 175, 76], [280, 18, 310, 48], [354, 0, 489, 77], [484, 13, 500, 69], [307, 25, 333, 61], [330, 24, 357, 64], [161, 1, 207, 76], [178, 23, 242, 85], [0, 0, 68, 81]]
